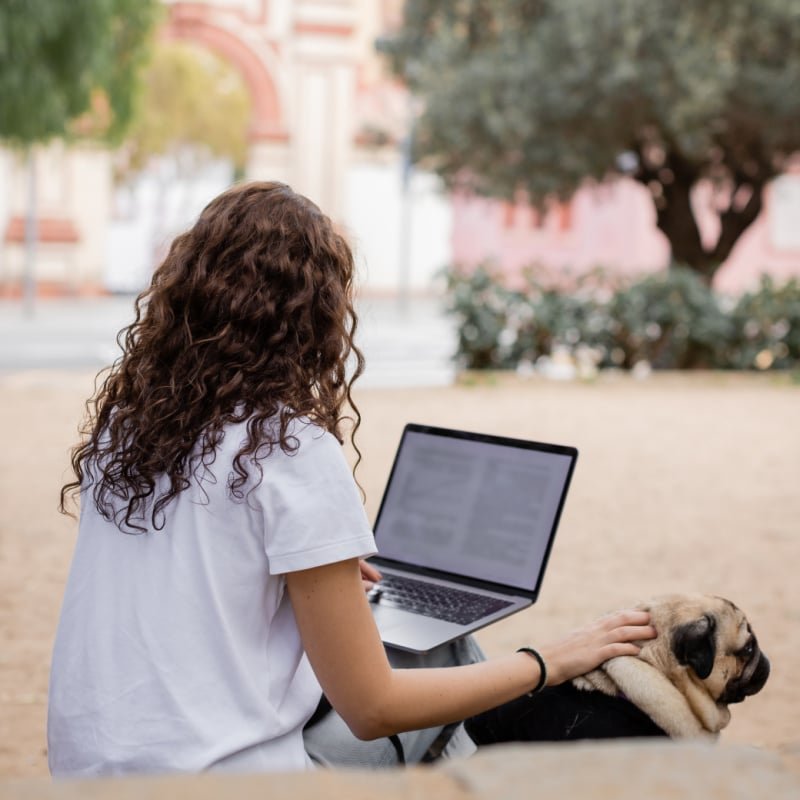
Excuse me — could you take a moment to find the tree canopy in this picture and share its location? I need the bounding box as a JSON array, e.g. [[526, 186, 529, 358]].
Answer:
[[381, 0, 800, 280], [119, 41, 252, 179], [0, 0, 159, 145]]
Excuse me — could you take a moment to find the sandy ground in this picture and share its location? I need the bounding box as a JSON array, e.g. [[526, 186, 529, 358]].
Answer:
[[0, 370, 798, 778]]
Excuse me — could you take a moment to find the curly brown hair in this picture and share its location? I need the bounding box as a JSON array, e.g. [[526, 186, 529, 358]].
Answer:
[[60, 181, 365, 532]]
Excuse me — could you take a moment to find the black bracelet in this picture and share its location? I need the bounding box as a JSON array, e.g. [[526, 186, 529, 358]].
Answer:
[[517, 647, 548, 695]]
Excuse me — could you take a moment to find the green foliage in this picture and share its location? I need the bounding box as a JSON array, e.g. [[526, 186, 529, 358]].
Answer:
[[445, 265, 513, 369], [604, 269, 732, 368], [120, 42, 251, 179], [509, 276, 607, 365], [725, 277, 800, 370], [443, 265, 800, 371], [381, 0, 800, 274], [0, 0, 160, 145]]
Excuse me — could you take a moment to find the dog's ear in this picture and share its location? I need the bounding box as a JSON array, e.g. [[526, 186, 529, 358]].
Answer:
[[672, 614, 717, 679]]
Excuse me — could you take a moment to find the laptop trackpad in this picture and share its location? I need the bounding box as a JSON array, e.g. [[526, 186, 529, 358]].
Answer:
[[371, 604, 459, 653], [371, 604, 412, 634]]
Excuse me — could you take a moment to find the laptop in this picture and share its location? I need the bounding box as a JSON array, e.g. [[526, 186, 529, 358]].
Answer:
[[368, 423, 578, 653]]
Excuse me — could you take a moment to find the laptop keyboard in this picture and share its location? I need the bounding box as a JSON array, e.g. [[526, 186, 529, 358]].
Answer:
[[371, 574, 513, 625]]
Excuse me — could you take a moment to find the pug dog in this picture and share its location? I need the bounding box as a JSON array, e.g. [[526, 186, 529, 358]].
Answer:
[[464, 594, 770, 744], [571, 594, 770, 737]]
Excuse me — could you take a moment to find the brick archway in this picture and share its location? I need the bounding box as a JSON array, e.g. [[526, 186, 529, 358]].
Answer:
[[163, 3, 288, 142]]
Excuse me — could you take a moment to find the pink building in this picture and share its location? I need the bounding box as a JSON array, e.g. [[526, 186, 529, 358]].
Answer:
[[451, 174, 800, 295]]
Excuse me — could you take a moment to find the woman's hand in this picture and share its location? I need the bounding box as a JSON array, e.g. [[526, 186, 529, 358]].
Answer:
[[359, 559, 381, 591], [537, 609, 657, 686]]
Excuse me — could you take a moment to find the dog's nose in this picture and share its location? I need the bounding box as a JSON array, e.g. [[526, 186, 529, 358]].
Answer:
[[719, 652, 770, 705], [745, 653, 770, 696]]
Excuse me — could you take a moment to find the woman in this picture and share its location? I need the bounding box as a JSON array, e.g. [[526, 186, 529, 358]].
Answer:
[[49, 181, 654, 777]]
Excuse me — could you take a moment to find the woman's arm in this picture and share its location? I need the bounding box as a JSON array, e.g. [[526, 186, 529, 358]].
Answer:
[[286, 558, 655, 741]]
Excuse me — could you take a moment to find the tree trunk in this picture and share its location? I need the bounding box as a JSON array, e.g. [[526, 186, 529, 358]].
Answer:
[[633, 144, 767, 285]]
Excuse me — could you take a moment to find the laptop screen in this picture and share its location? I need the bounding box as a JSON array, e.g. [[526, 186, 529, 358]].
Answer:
[[373, 425, 577, 594]]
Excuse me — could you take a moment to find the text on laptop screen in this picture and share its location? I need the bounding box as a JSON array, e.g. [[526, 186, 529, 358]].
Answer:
[[374, 430, 573, 591]]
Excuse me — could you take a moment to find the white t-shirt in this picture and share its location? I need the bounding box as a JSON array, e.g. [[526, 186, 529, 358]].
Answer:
[[47, 418, 377, 777]]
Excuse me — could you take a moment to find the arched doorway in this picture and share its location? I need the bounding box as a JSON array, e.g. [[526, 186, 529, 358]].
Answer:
[[163, 3, 288, 147]]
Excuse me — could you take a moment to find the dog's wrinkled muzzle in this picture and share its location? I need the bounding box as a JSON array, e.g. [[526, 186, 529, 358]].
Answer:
[[720, 652, 770, 704]]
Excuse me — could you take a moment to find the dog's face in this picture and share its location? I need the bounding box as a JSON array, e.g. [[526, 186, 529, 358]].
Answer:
[[641, 594, 770, 707]]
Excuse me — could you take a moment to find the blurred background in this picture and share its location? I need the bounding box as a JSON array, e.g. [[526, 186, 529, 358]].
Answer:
[[1, 0, 799, 379], [1, 0, 800, 781]]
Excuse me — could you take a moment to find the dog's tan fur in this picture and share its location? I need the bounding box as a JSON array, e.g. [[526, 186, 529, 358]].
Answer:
[[572, 594, 763, 738]]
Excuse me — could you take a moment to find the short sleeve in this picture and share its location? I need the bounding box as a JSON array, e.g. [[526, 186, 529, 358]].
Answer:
[[255, 422, 377, 574]]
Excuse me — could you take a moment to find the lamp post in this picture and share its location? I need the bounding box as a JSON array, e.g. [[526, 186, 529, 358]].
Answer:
[[22, 148, 38, 317]]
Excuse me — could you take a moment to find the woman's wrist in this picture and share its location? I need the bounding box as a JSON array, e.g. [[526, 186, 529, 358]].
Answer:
[[516, 647, 548, 695]]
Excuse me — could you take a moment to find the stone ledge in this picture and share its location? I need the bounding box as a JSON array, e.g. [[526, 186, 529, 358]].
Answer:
[[440, 741, 800, 799], [3, 741, 799, 800]]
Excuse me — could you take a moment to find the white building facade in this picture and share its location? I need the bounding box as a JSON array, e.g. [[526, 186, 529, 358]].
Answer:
[[0, 0, 451, 297]]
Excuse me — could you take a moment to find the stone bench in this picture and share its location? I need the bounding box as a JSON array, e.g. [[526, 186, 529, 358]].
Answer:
[[4, 741, 799, 799]]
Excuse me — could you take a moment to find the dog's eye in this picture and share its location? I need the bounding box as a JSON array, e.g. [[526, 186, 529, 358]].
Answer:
[[739, 641, 755, 659]]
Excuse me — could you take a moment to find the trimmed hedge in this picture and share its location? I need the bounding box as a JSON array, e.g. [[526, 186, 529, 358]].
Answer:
[[443, 265, 800, 371]]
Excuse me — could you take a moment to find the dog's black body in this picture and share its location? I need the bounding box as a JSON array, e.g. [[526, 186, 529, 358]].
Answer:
[[466, 684, 667, 744]]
